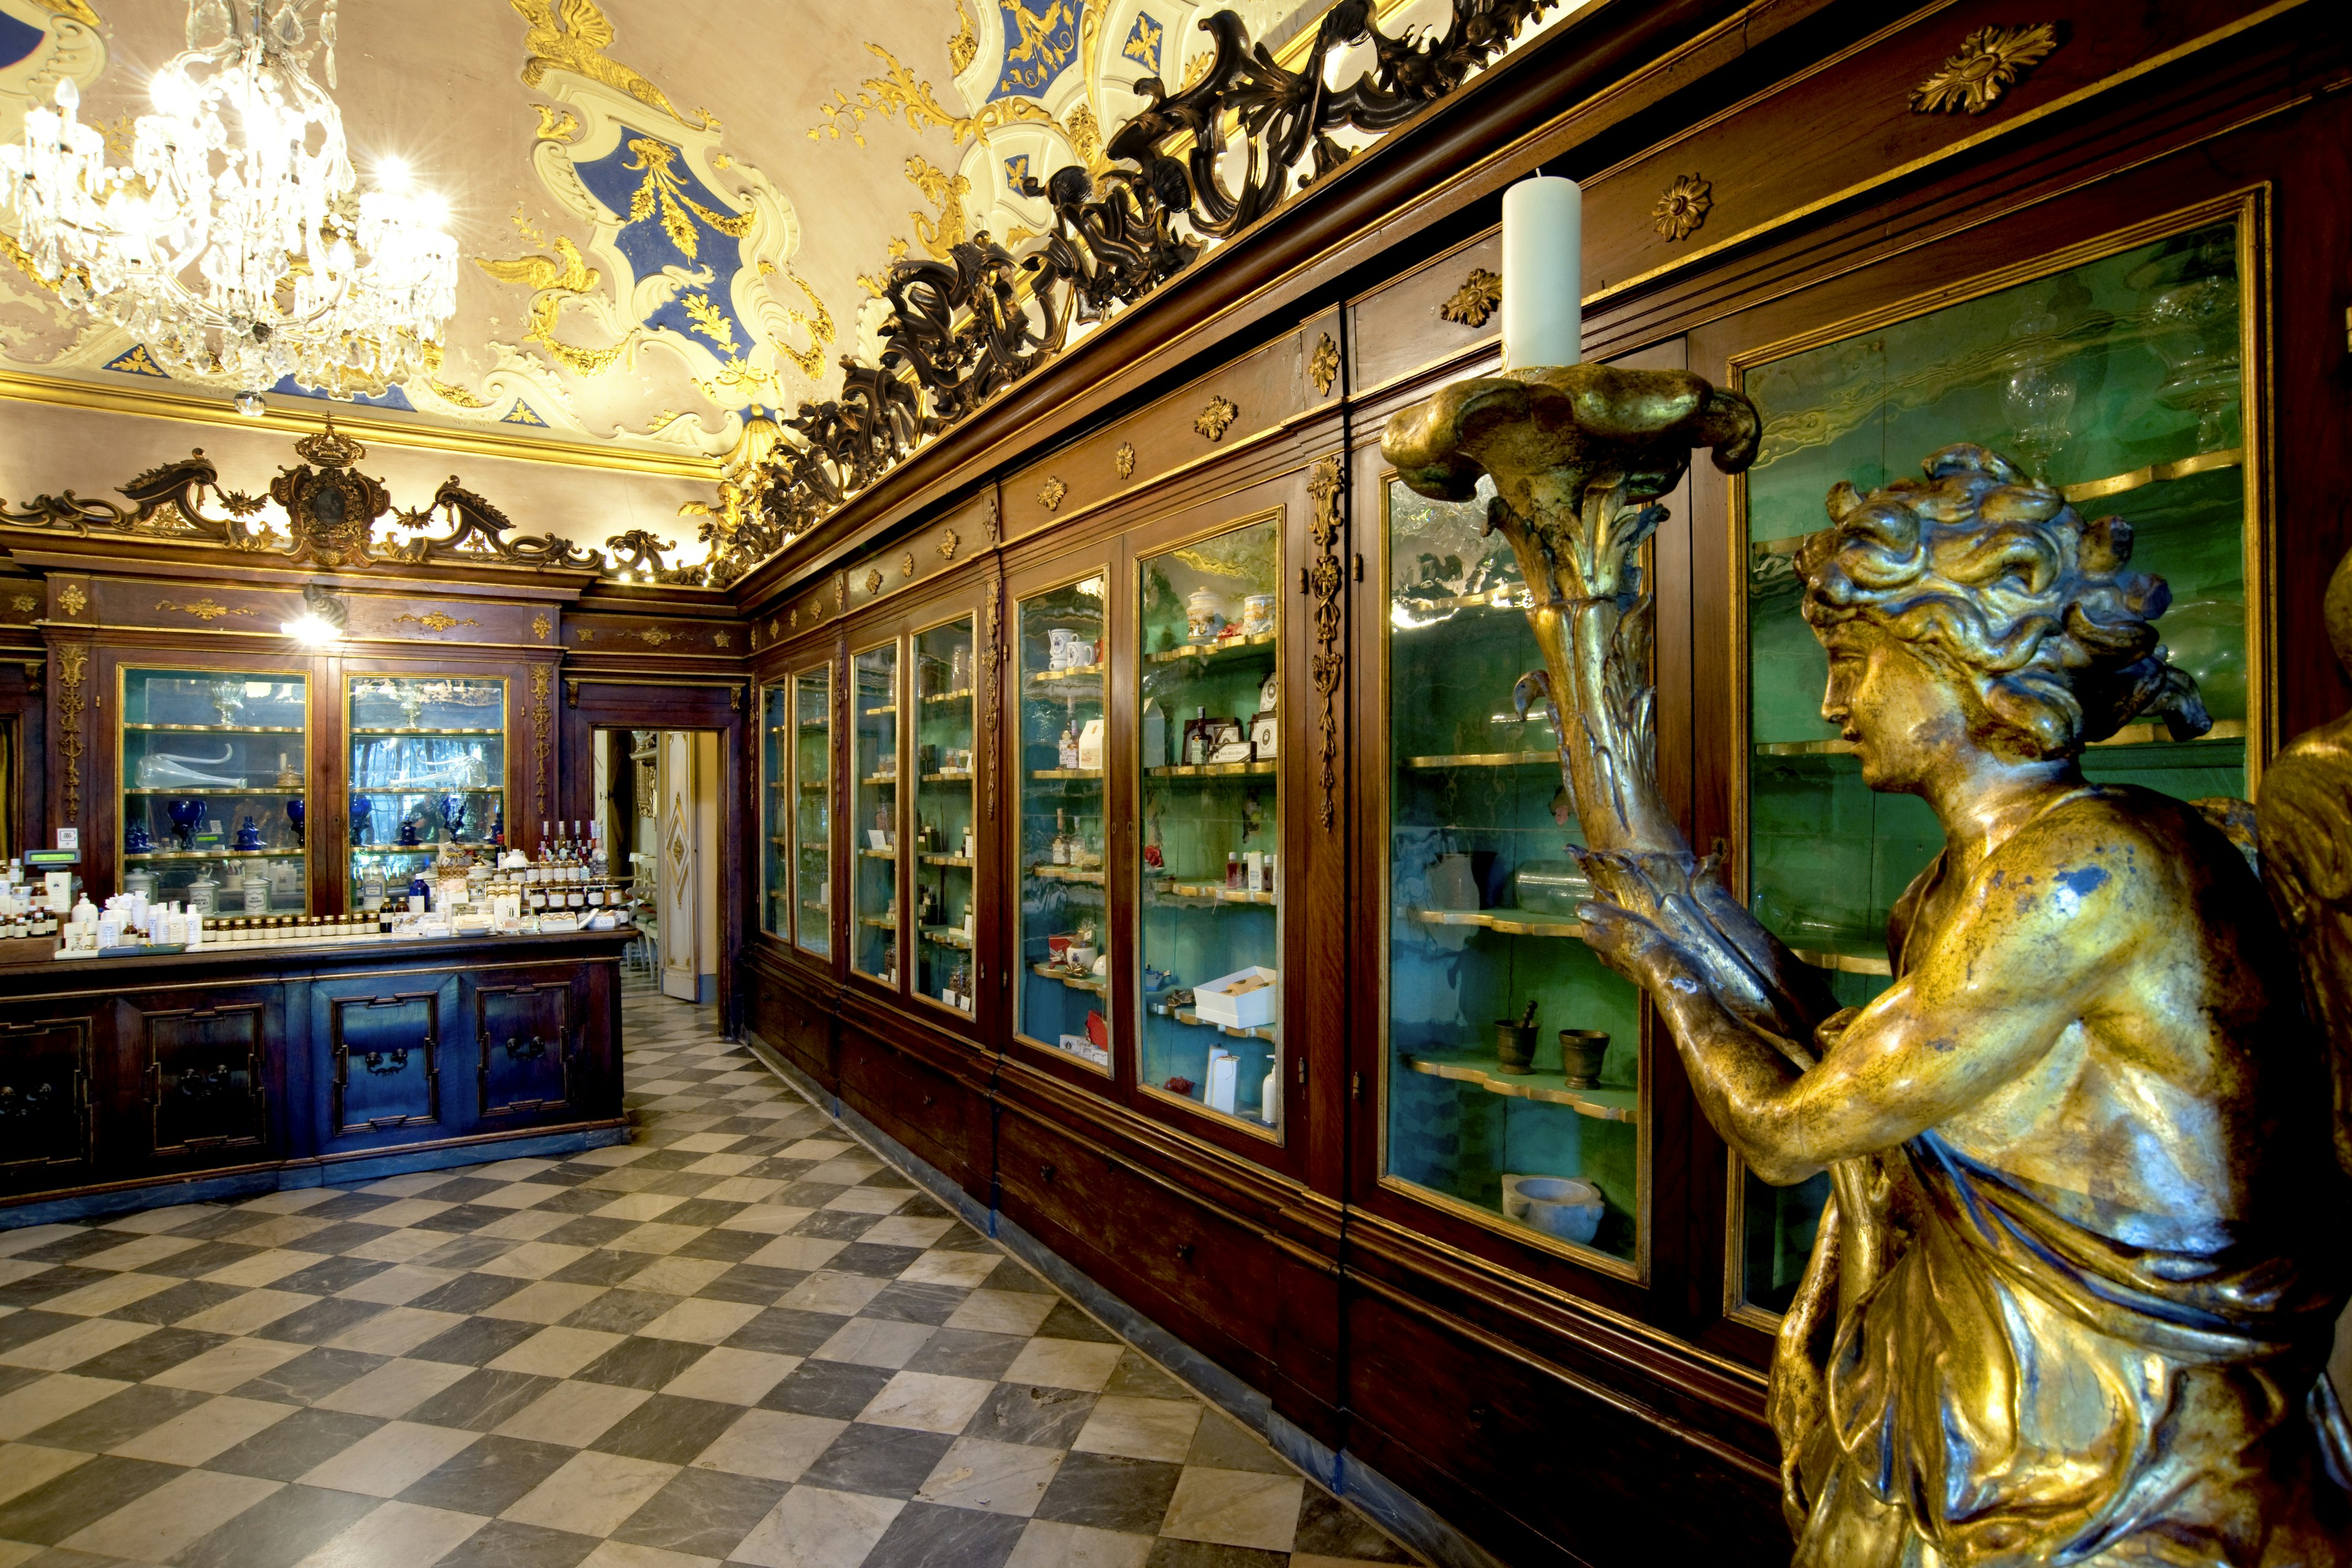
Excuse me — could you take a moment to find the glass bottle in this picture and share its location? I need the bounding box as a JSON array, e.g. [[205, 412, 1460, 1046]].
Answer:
[[1051, 810, 1071, 866]]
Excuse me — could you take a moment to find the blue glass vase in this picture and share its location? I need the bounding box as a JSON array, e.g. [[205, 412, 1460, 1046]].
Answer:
[[285, 797, 304, 847], [125, 820, 154, 854], [167, 797, 204, 851], [234, 816, 263, 851], [350, 797, 372, 846]]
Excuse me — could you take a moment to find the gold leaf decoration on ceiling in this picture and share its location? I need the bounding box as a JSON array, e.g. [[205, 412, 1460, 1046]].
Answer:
[[511, 0, 717, 130], [530, 104, 581, 143], [906, 157, 972, 262], [773, 273, 836, 379], [948, 0, 979, 73], [808, 43, 1052, 148], [475, 236, 633, 375], [681, 292, 738, 352], [1910, 23, 2061, 115], [622, 138, 755, 262]]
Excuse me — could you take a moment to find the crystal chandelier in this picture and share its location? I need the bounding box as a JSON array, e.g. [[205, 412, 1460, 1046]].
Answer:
[[0, 0, 457, 405]]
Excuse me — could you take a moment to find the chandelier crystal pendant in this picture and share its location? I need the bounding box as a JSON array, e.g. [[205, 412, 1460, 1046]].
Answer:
[[0, 0, 458, 402]]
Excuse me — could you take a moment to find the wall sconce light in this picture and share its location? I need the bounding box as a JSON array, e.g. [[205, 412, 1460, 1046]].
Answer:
[[281, 581, 348, 645]]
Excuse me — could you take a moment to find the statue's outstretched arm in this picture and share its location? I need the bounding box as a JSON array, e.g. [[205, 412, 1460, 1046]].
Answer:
[[1580, 814, 2132, 1183]]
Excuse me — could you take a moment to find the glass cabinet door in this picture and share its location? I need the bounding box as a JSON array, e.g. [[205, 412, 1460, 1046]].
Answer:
[[1137, 514, 1283, 1133], [761, 684, 790, 938], [1016, 571, 1110, 1068], [121, 667, 311, 914], [1736, 212, 2255, 1313], [914, 617, 978, 1017], [1382, 477, 1645, 1265], [851, 642, 900, 985], [347, 676, 507, 909], [794, 663, 832, 958]]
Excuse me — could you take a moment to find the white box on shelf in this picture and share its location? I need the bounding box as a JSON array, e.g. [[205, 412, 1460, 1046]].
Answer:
[[1194, 966, 1277, 1029]]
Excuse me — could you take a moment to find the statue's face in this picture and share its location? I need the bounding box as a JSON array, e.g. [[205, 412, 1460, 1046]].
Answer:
[[1819, 622, 1972, 793]]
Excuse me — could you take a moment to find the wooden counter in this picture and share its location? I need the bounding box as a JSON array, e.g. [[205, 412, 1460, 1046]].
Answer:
[[0, 929, 632, 1224]]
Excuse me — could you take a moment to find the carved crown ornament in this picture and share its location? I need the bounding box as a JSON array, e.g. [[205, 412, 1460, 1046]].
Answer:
[[0, 420, 627, 581], [1911, 23, 2061, 115]]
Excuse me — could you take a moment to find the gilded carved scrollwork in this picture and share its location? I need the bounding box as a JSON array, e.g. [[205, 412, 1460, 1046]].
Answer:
[[55, 644, 87, 824], [529, 665, 553, 826], [1305, 458, 1344, 830]]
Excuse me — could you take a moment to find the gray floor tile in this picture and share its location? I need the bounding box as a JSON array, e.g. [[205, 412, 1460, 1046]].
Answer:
[[170, 1482, 383, 1568], [1035, 1452, 1183, 1534], [607, 1465, 788, 1556], [862, 1499, 1030, 1568], [431, 1518, 600, 1568], [589, 1391, 739, 1463], [397, 1432, 576, 1514], [0, 1453, 184, 1545], [801, 1422, 959, 1499], [207, 1406, 388, 1480]]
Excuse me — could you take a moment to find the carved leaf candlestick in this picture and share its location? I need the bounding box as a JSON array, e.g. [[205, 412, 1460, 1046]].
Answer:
[[1382, 366, 1826, 1042]]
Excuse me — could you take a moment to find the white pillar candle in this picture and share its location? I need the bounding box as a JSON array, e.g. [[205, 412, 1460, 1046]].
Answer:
[[1501, 174, 1582, 370]]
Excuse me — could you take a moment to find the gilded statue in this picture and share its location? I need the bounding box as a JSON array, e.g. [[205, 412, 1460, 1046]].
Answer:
[[1383, 374, 2352, 1567]]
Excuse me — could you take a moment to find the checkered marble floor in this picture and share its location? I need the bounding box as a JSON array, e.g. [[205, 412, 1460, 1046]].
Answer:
[[0, 979, 1419, 1568]]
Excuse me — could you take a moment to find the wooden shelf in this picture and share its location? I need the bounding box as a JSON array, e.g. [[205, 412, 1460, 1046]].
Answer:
[[1170, 1006, 1276, 1042], [920, 771, 976, 782], [1410, 907, 1582, 938], [922, 925, 974, 949], [1404, 1053, 1635, 1122], [862, 705, 897, 718], [860, 774, 899, 786], [1029, 768, 1103, 782], [124, 722, 304, 734], [1028, 663, 1104, 687], [1756, 718, 2247, 757], [1401, 752, 1558, 770], [352, 784, 503, 794], [921, 688, 974, 705], [125, 848, 304, 862], [1146, 630, 1275, 667], [860, 848, 897, 861], [1156, 880, 1275, 906], [350, 727, 503, 737], [919, 854, 974, 868], [857, 915, 895, 930], [1147, 761, 1275, 778], [1030, 864, 1104, 884], [1396, 587, 1534, 613], [1031, 962, 1106, 995], [126, 787, 303, 796], [1790, 946, 1894, 977]]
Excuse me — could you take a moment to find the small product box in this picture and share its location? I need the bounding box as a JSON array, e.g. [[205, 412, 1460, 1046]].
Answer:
[[1193, 966, 1277, 1030]]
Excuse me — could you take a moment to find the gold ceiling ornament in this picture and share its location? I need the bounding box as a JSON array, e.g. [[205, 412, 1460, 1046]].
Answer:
[[1309, 334, 1340, 398], [156, 597, 252, 622], [1439, 268, 1502, 328], [938, 528, 960, 561], [1194, 396, 1240, 442], [474, 237, 633, 377], [622, 137, 753, 262], [900, 551, 917, 578], [530, 104, 581, 143], [865, 567, 885, 596], [58, 585, 86, 616], [946, 0, 979, 73], [1910, 23, 2061, 115], [511, 0, 717, 130], [905, 157, 973, 262], [1180, 47, 1216, 89], [808, 42, 1050, 148], [393, 611, 480, 633], [1115, 443, 1136, 480], [1038, 475, 1068, 512], [772, 271, 837, 379], [1065, 104, 1104, 168], [532, 612, 552, 642], [1651, 174, 1712, 241]]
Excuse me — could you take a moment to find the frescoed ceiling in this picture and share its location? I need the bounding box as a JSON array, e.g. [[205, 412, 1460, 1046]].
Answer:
[[0, 0, 1341, 498]]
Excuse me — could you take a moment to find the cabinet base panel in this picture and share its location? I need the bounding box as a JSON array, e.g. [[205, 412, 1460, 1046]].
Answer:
[[0, 1120, 631, 1231], [741, 1028, 1506, 1568]]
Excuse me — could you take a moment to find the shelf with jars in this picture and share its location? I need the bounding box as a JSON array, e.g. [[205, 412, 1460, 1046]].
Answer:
[[793, 664, 833, 958], [1732, 208, 2260, 1315], [913, 616, 978, 1016], [761, 682, 791, 941], [1015, 570, 1110, 1069], [851, 643, 900, 986], [118, 668, 312, 916], [1382, 474, 1643, 1266], [1137, 511, 1283, 1134], [346, 676, 508, 913]]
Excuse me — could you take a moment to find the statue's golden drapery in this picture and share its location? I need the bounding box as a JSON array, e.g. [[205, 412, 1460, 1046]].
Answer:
[[1383, 378, 2352, 1566]]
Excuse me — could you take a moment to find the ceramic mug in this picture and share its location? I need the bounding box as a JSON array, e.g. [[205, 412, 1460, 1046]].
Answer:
[[1048, 628, 1076, 668]]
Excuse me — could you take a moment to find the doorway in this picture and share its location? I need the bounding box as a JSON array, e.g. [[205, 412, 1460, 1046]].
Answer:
[[595, 725, 723, 1005]]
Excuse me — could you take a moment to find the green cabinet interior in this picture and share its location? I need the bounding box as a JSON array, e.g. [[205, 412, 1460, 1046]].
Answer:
[[1137, 514, 1283, 1133], [1737, 213, 2253, 1312], [914, 617, 978, 1016], [794, 664, 832, 959], [761, 684, 789, 939], [852, 643, 899, 984], [1384, 479, 1644, 1265], [1017, 571, 1110, 1068], [347, 675, 506, 908]]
